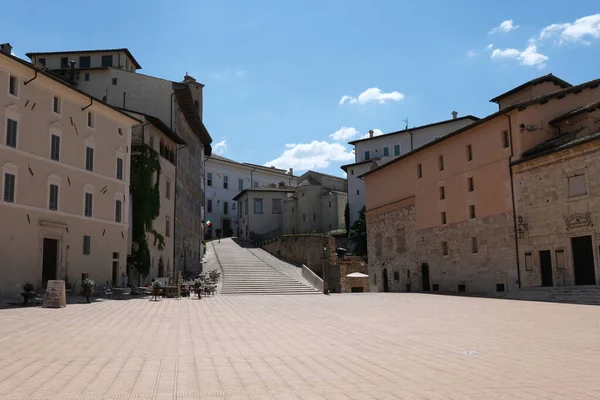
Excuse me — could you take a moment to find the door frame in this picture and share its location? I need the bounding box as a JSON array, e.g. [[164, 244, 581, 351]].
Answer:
[[38, 223, 66, 286], [539, 250, 554, 287], [570, 234, 598, 286]]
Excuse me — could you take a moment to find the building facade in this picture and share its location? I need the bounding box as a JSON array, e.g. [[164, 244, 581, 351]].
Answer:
[[342, 114, 478, 227], [283, 171, 347, 234], [0, 46, 139, 296], [234, 188, 295, 241], [205, 155, 296, 238], [362, 74, 600, 294], [27, 48, 213, 276]]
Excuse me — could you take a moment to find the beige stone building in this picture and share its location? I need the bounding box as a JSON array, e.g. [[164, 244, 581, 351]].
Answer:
[[0, 45, 139, 296], [362, 74, 600, 294], [514, 100, 600, 288], [234, 188, 295, 241], [283, 171, 347, 234]]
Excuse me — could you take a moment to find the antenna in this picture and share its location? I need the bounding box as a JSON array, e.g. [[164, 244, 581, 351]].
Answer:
[[403, 118, 409, 130]]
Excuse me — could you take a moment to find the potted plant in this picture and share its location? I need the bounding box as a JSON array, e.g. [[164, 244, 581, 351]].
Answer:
[[81, 278, 95, 303], [193, 279, 202, 299], [21, 282, 35, 305], [151, 280, 162, 301]]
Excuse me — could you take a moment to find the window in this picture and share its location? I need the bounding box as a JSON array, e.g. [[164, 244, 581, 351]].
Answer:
[[83, 236, 91, 255], [568, 174, 587, 197], [87, 111, 94, 128], [466, 144, 473, 161], [112, 77, 118, 85], [61, 57, 68, 69], [313, 214, 316, 222], [207, 199, 212, 213], [393, 271, 399, 281], [441, 212, 447, 225], [438, 155, 444, 171], [272, 198, 282, 214], [469, 205, 476, 219], [84, 73, 90, 81], [471, 237, 478, 253], [555, 249, 566, 269], [525, 252, 533, 271], [165, 218, 170, 237], [166, 180, 171, 199], [8, 75, 18, 97], [458, 284, 466, 292], [38, 58, 46, 65], [223, 175, 228, 189], [468, 177, 474, 192], [302, 214, 306, 222], [49, 184, 59, 210], [394, 144, 400, 156], [224, 201, 229, 215], [207, 172, 212, 186], [3, 173, 15, 202], [439, 186, 445, 200], [102, 55, 113, 67], [383, 147, 389, 157], [115, 199, 122, 222], [53, 96, 61, 114], [364, 151, 370, 161], [84, 192, 93, 217], [253, 181, 258, 188], [396, 229, 406, 253], [6, 118, 18, 148], [85, 147, 94, 171], [356, 190, 360, 195], [239, 178, 243, 191], [496, 283, 505, 292], [417, 164, 422, 178], [117, 127, 123, 136], [432, 284, 439, 291], [502, 130, 510, 148], [149, 136, 154, 150], [442, 241, 448, 256], [79, 56, 91, 68], [115, 157, 124, 180], [328, 201, 332, 208], [254, 198, 263, 213]]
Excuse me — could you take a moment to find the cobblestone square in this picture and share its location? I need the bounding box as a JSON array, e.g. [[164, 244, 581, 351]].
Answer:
[[1, 293, 599, 400]]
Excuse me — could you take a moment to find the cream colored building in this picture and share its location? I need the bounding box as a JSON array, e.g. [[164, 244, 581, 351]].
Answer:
[[234, 188, 295, 241], [0, 45, 139, 296]]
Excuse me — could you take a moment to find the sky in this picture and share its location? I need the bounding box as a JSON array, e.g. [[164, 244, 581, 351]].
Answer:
[[3, 1, 600, 177]]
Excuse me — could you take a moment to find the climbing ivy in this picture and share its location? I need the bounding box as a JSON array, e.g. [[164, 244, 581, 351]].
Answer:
[[129, 139, 164, 277]]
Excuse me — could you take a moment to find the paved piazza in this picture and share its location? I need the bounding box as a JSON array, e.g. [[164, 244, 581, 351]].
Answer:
[[1, 294, 600, 400]]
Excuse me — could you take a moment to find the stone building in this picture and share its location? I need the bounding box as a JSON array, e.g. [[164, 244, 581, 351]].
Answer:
[[26, 48, 213, 276], [513, 100, 600, 288], [362, 73, 600, 294], [234, 188, 295, 241], [205, 155, 296, 238], [0, 45, 140, 296], [342, 114, 478, 227], [283, 171, 347, 234]]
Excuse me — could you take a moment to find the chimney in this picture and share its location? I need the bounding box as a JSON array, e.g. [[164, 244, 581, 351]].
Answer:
[[0, 43, 13, 55], [68, 60, 76, 83], [183, 72, 196, 83], [452, 111, 458, 120], [369, 129, 374, 138], [289, 168, 294, 176]]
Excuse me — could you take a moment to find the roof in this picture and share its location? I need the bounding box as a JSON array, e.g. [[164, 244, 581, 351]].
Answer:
[[233, 187, 295, 201], [340, 159, 376, 172], [489, 73, 572, 104], [173, 83, 213, 155], [0, 51, 141, 124], [243, 162, 290, 174], [515, 130, 600, 164], [347, 115, 480, 145], [359, 76, 600, 179], [298, 170, 347, 183], [207, 155, 297, 177], [26, 48, 142, 69], [117, 107, 185, 145], [548, 100, 600, 125]]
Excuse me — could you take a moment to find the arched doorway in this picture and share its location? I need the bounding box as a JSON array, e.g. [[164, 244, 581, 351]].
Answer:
[[382, 268, 389, 292], [421, 263, 430, 291]]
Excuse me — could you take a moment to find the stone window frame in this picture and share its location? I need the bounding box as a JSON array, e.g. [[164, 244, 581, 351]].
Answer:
[[442, 241, 449, 256], [8, 74, 19, 98], [5, 105, 21, 149], [555, 248, 566, 270], [47, 174, 61, 211], [52, 94, 62, 116], [524, 251, 534, 271], [566, 169, 589, 200], [438, 155, 444, 171], [439, 185, 445, 200], [2, 162, 18, 203]]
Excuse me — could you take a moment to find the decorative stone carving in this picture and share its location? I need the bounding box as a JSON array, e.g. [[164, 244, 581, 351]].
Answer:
[[565, 212, 592, 230]]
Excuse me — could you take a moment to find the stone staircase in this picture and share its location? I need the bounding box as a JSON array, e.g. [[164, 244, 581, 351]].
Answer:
[[493, 286, 600, 305], [214, 239, 321, 295]]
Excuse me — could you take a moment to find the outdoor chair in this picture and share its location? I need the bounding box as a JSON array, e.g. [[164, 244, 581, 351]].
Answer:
[[103, 287, 113, 299]]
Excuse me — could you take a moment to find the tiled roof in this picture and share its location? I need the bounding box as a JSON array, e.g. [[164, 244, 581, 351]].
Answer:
[[548, 100, 600, 125], [517, 130, 600, 163], [489, 73, 572, 103], [173, 84, 213, 155], [26, 48, 142, 69], [232, 187, 296, 201]]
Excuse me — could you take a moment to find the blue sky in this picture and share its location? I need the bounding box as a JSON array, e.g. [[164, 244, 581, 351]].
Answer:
[[3, 1, 600, 176]]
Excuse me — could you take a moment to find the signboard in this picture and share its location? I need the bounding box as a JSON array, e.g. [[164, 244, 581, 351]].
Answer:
[[43, 280, 67, 308]]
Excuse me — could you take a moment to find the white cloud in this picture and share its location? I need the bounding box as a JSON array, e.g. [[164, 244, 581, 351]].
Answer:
[[540, 14, 600, 44], [359, 129, 384, 139], [491, 42, 549, 68], [467, 49, 478, 57], [487, 44, 494, 50], [212, 68, 247, 81], [265, 141, 354, 171], [329, 127, 360, 141], [490, 20, 520, 34], [213, 139, 228, 155], [339, 87, 405, 105]]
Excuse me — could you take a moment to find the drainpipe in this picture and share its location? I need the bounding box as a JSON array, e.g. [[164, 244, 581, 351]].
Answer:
[[81, 98, 93, 111], [24, 69, 38, 86], [505, 113, 522, 289], [408, 130, 414, 151]]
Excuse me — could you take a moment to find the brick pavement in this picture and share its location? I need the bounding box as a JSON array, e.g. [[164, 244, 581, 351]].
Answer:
[[1, 294, 600, 400]]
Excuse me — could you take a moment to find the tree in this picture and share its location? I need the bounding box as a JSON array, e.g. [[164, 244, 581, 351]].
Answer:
[[349, 206, 367, 255], [344, 203, 350, 233]]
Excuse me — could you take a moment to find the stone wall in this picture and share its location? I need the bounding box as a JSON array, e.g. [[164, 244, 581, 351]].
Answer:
[[514, 138, 600, 288], [367, 197, 518, 293], [339, 256, 369, 293]]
